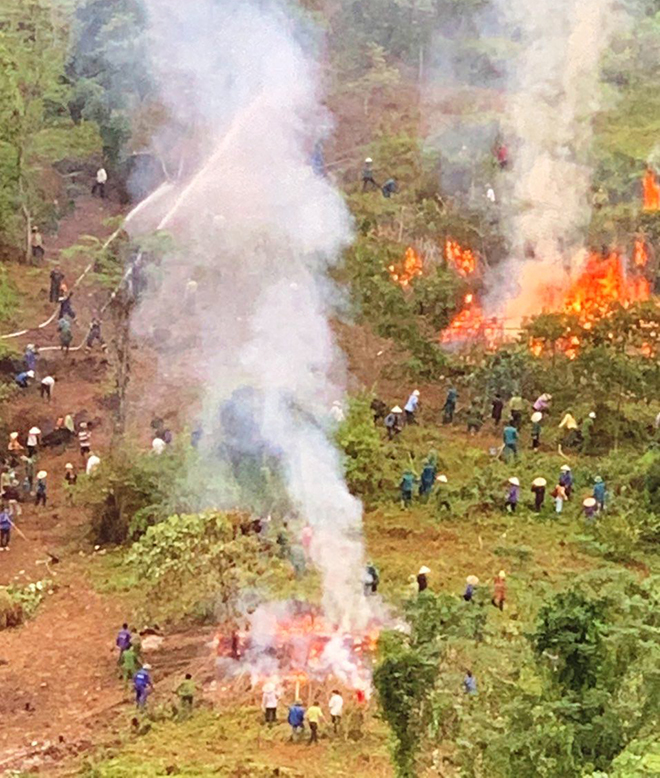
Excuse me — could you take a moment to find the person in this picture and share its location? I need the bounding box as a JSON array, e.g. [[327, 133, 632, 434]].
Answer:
[[435, 474, 450, 511], [443, 388, 458, 424], [175, 673, 195, 719], [0, 507, 12, 551], [59, 292, 76, 320], [370, 398, 388, 423], [505, 477, 520, 512], [559, 465, 573, 498], [551, 482, 567, 514], [496, 142, 509, 169], [152, 437, 166, 456], [417, 565, 430, 593], [86, 318, 106, 351], [120, 643, 141, 683], [22, 455, 35, 492], [508, 394, 524, 429], [64, 413, 75, 434], [492, 570, 506, 611], [86, 453, 101, 476], [400, 470, 416, 508], [464, 575, 479, 602], [15, 370, 35, 389], [328, 690, 344, 734], [593, 476, 606, 512], [502, 422, 518, 462], [581, 411, 596, 454], [404, 390, 420, 425], [491, 393, 504, 426], [330, 401, 345, 424], [133, 664, 153, 709], [307, 699, 324, 744], [381, 177, 398, 198], [58, 317, 73, 354], [384, 407, 402, 440], [35, 471, 47, 506], [8, 432, 23, 463], [27, 426, 41, 457], [361, 158, 378, 192], [592, 186, 609, 210], [583, 496, 597, 521], [530, 411, 542, 450], [466, 402, 483, 435], [31, 226, 44, 263], [531, 477, 546, 512], [288, 700, 305, 741], [262, 682, 279, 724], [92, 166, 108, 198], [116, 623, 132, 662], [533, 393, 552, 413], [558, 410, 578, 450], [24, 344, 38, 372], [419, 458, 436, 500], [364, 561, 379, 596], [463, 670, 477, 695], [64, 463, 77, 501], [40, 375, 55, 401], [78, 422, 91, 459], [49, 267, 64, 303]]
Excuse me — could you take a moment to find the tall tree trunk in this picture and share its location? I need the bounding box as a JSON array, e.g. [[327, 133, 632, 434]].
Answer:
[[112, 292, 134, 441]]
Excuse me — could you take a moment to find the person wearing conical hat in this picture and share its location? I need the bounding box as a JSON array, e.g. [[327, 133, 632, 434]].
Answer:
[[492, 570, 506, 611], [417, 566, 430, 593], [35, 470, 47, 507], [435, 473, 450, 512], [505, 477, 520, 513], [551, 482, 567, 514], [531, 477, 547, 512], [464, 575, 479, 602], [559, 464, 573, 498], [593, 476, 606, 512], [530, 411, 543, 451], [583, 497, 597, 521], [384, 407, 402, 440]]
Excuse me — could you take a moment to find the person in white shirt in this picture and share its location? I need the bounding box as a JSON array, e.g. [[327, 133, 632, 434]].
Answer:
[[86, 453, 101, 476], [152, 437, 166, 456], [261, 682, 279, 725], [329, 689, 344, 733], [92, 167, 108, 198], [40, 375, 55, 401], [27, 426, 41, 457]]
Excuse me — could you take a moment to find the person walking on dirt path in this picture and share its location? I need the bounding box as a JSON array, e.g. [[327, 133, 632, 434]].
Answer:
[[361, 158, 378, 192], [27, 426, 41, 457], [133, 664, 153, 709], [8, 432, 23, 464], [116, 623, 132, 661], [404, 389, 420, 425], [86, 318, 106, 352], [492, 570, 506, 611], [329, 690, 343, 733], [15, 370, 35, 389], [443, 387, 458, 424], [78, 422, 91, 459], [92, 167, 108, 198], [551, 482, 567, 514], [58, 317, 73, 354], [531, 412, 542, 451], [417, 565, 430, 593], [0, 507, 13, 551], [175, 673, 195, 719], [593, 476, 607, 512], [40, 375, 55, 401], [508, 394, 524, 429], [581, 412, 596, 454], [531, 477, 546, 512], [35, 471, 47, 506], [288, 700, 305, 741], [31, 226, 44, 264], [400, 470, 416, 508], [559, 465, 573, 498], [22, 455, 35, 492], [262, 682, 279, 724], [505, 477, 519, 513], [384, 406, 402, 440], [24, 344, 38, 373], [502, 422, 518, 462], [307, 699, 324, 744], [49, 267, 64, 303], [491, 393, 504, 426], [120, 643, 140, 683], [59, 292, 76, 320]]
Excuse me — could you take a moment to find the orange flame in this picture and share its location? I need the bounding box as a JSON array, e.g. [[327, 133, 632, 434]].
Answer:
[[634, 239, 649, 269], [643, 168, 660, 212], [441, 293, 503, 349], [446, 239, 477, 276], [388, 247, 424, 288]]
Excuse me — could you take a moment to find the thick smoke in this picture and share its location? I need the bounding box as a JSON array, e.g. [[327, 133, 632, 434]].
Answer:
[[487, 0, 620, 322], [130, 1, 371, 628]]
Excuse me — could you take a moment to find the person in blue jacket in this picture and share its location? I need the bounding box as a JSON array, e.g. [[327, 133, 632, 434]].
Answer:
[[400, 470, 416, 508], [593, 476, 606, 512], [15, 370, 35, 389], [24, 345, 37, 372], [116, 623, 132, 663], [0, 507, 13, 550], [133, 664, 153, 708], [419, 459, 437, 501], [288, 700, 305, 740]]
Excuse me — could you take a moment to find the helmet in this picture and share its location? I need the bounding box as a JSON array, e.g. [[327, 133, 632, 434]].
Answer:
[[588, 412, 596, 419], [365, 157, 373, 163], [26, 370, 35, 378], [413, 389, 420, 397]]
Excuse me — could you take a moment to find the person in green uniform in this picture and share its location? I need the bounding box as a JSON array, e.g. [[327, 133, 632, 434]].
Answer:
[[175, 673, 196, 719], [400, 470, 416, 508], [120, 645, 141, 683], [581, 411, 596, 454]]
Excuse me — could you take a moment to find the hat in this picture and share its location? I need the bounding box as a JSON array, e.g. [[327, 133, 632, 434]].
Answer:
[[29, 427, 40, 435], [560, 465, 571, 472], [436, 474, 448, 483], [413, 389, 420, 397], [26, 370, 35, 378], [541, 393, 552, 401], [391, 406, 402, 413], [80, 422, 87, 428], [65, 463, 73, 470], [418, 565, 431, 575], [466, 575, 479, 586], [498, 570, 506, 578], [583, 497, 596, 508], [508, 477, 520, 486], [588, 412, 596, 419], [532, 477, 547, 487], [27, 344, 35, 350], [142, 663, 152, 670], [37, 470, 47, 479], [594, 475, 603, 483], [9, 432, 18, 440], [531, 412, 543, 423], [365, 157, 373, 163]]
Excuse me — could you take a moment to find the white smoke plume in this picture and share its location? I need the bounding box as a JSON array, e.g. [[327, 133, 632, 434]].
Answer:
[[487, 0, 621, 322], [129, 0, 371, 628]]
